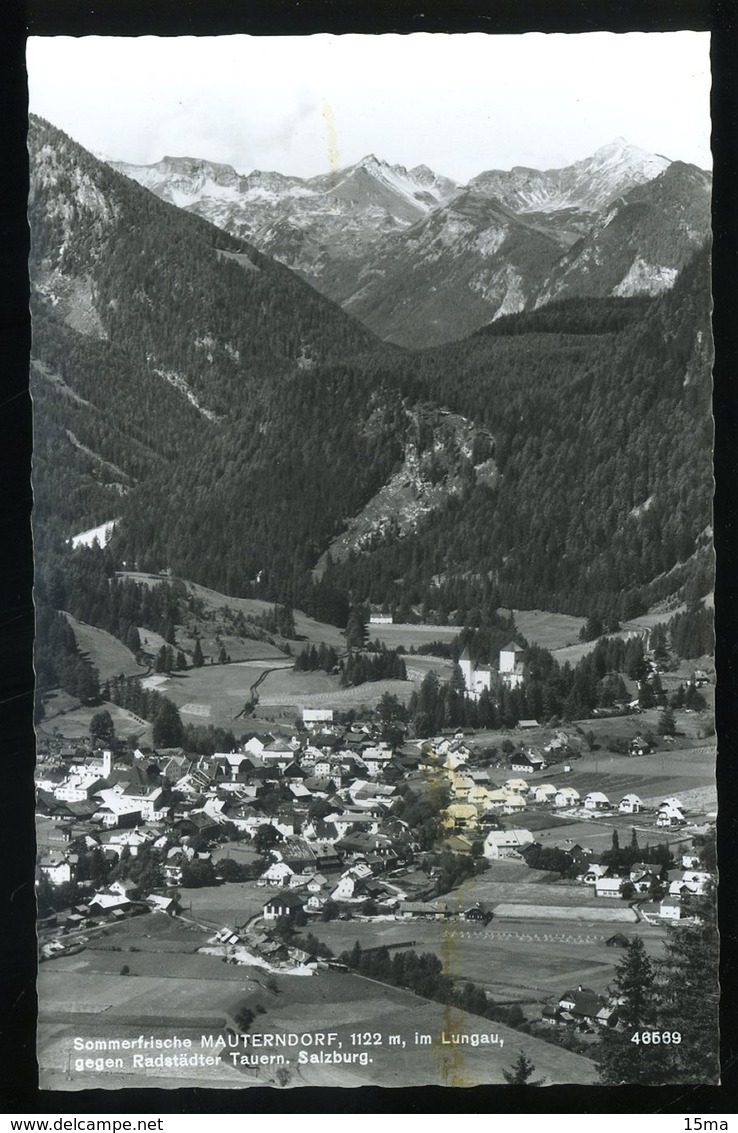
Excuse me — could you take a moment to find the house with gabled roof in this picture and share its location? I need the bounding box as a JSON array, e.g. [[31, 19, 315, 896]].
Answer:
[[657, 804, 686, 828], [553, 787, 580, 808], [442, 802, 479, 832], [558, 986, 617, 1028], [659, 896, 682, 921], [668, 870, 710, 897], [263, 890, 305, 921], [38, 853, 75, 886], [484, 828, 534, 859], [510, 749, 545, 775], [595, 876, 624, 899], [583, 791, 610, 811]]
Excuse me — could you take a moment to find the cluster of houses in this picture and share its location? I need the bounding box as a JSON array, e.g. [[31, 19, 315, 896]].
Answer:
[[35, 721, 482, 950], [486, 825, 709, 922], [35, 706, 706, 966]]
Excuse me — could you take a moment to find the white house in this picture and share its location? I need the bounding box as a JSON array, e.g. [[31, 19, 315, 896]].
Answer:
[[510, 750, 545, 775], [531, 784, 557, 804], [595, 877, 624, 899], [668, 870, 710, 897], [38, 854, 73, 886], [657, 805, 686, 829], [261, 861, 294, 885], [618, 794, 642, 814], [484, 828, 534, 860], [302, 709, 334, 725], [504, 778, 530, 795], [554, 787, 580, 808], [582, 863, 609, 885], [584, 791, 610, 810], [659, 897, 682, 921]]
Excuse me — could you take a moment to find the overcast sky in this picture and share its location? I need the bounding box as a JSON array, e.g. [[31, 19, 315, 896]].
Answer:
[[27, 33, 712, 182]]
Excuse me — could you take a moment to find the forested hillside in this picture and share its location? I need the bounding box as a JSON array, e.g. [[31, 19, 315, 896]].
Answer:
[[329, 247, 714, 621], [30, 115, 713, 632]]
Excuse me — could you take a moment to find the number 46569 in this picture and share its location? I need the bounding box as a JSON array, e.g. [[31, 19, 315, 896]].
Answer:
[[630, 1031, 681, 1044]]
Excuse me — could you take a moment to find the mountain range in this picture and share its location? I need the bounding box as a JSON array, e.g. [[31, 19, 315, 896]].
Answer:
[[112, 138, 711, 348], [30, 115, 713, 629]]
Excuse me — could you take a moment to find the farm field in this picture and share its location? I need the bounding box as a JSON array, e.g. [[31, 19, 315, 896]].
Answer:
[[256, 667, 341, 701], [533, 740, 715, 806], [179, 631, 288, 666], [404, 655, 455, 684], [300, 919, 663, 1009], [116, 572, 348, 651], [257, 677, 416, 712], [181, 879, 275, 928], [184, 579, 347, 651], [130, 660, 292, 730], [64, 613, 143, 681], [514, 814, 697, 857], [37, 695, 151, 743], [37, 944, 599, 1088], [366, 623, 460, 650], [241, 968, 599, 1087], [501, 609, 584, 652]]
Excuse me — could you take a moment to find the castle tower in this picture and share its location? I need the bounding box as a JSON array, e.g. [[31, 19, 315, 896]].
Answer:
[[459, 645, 474, 692]]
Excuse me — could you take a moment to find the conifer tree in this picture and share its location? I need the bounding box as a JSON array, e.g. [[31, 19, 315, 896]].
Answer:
[[656, 888, 719, 1083], [596, 936, 663, 1085], [502, 1052, 544, 1085]]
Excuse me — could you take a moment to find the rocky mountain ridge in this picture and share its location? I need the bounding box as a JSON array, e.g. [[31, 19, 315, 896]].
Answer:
[[111, 138, 711, 347]]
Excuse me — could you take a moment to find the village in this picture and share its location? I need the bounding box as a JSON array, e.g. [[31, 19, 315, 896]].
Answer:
[[35, 615, 716, 1087]]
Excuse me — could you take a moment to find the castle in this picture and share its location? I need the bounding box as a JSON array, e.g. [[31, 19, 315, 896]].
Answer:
[[459, 641, 525, 699], [459, 646, 493, 700]]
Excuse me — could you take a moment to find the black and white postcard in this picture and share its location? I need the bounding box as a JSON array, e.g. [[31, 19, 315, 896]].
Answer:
[[26, 30, 720, 1092]]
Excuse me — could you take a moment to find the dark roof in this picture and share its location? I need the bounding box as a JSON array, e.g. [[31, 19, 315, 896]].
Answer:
[[562, 988, 605, 1019], [264, 890, 305, 909]]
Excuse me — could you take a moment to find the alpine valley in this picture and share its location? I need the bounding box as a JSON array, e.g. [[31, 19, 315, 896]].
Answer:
[[30, 113, 719, 1094], [31, 115, 713, 627]]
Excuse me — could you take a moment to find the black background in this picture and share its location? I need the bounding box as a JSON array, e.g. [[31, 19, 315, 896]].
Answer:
[[1, 0, 736, 1115]]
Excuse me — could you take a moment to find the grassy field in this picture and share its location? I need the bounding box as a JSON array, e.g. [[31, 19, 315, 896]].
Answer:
[[300, 918, 662, 1012], [366, 623, 460, 650], [64, 613, 143, 681], [38, 943, 599, 1088], [533, 738, 716, 809], [261, 969, 598, 1087], [403, 656, 454, 683], [183, 579, 347, 651], [181, 879, 273, 928], [130, 660, 295, 730], [501, 609, 585, 652], [257, 677, 415, 712], [37, 695, 151, 743]]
